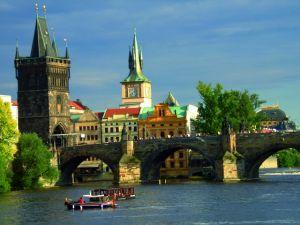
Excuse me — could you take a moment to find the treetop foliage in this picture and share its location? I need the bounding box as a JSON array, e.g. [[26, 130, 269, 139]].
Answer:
[[0, 98, 18, 193], [12, 133, 58, 190], [193, 81, 265, 135]]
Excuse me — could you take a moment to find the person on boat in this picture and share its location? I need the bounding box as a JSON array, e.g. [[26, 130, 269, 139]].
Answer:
[[78, 197, 84, 204]]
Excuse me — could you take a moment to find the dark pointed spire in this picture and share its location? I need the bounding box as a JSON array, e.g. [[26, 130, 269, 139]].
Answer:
[[128, 46, 133, 70], [30, 15, 55, 57], [63, 38, 69, 58], [15, 40, 20, 59], [51, 29, 59, 57], [65, 46, 69, 59], [139, 47, 143, 70], [122, 29, 150, 83]]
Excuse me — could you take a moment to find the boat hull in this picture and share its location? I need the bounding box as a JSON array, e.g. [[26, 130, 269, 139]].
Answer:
[[65, 201, 116, 210]]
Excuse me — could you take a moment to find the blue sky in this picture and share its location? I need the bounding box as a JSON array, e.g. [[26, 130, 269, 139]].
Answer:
[[1, 0, 300, 122]]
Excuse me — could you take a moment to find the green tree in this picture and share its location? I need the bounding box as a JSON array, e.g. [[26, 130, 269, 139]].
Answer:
[[0, 98, 18, 193], [193, 81, 265, 134], [277, 149, 300, 168], [12, 133, 59, 189]]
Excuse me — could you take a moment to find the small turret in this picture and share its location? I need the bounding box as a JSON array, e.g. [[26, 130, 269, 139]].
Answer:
[[51, 33, 59, 57], [164, 91, 180, 106], [15, 41, 20, 59], [65, 45, 69, 59]]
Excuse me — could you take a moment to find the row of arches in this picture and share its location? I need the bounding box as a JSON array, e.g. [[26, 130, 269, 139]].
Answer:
[[59, 146, 300, 185]]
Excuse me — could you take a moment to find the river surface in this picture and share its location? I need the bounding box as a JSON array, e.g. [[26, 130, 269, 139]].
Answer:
[[1, 168, 300, 225]]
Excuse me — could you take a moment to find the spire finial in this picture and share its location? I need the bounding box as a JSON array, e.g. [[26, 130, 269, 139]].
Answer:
[[64, 38, 68, 48], [15, 39, 20, 59], [35, 2, 39, 17], [42, 4, 47, 18]]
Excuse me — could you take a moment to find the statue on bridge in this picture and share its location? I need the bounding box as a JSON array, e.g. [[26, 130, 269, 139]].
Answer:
[[121, 125, 133, 141], [222, 117, 232, 135]]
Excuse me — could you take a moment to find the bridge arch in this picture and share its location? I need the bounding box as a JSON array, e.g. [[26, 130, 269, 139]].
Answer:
[[58, 143, 122, 184], [135, 138, 216, 181], [245, 144, 300, 179], [60, 155, 118, 184]]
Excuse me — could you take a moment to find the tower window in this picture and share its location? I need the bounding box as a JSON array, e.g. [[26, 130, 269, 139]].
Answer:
[[56, 96, 63, 113]]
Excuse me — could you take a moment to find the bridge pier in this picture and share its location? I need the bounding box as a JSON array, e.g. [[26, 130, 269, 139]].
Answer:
[[215, 132, 245, 182], [119, 127, 141, 184]]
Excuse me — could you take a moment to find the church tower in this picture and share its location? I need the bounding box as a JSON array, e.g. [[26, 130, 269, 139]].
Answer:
[[120, 30, 152, 108], [15, 8, 71, 145]]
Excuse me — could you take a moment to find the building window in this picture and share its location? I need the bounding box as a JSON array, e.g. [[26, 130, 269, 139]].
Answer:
[[105, 137, 108, 142], [79, 126, 82, 131], [179, 152, 184, 158], [129, 127, 132, 131], [105, 128, 108, 133], [179, 161, 184, 168], [56, 95, 63, 113], [116, 136, 120, 142], [91, 126, 94, 130], [83, 126, 86, 131], [160, 124, 164, 127], [110, 127, 114, 133], [170, 124, 173, 126], [91, 135, 94, 140], [87, 135, 90, 141], [116, 127, 119, 132], [110, 137, 114, 142], [170, 153, 174, 159], [160, 131, 165, 138], [95, 135, 98, 140], [170, 161, 175, 168], [169, 131, 174, 137], [134, 126, 137, 132], [134, 136, 138, 140], [152, 124, 155, 127], [95, 126, 98, 130]]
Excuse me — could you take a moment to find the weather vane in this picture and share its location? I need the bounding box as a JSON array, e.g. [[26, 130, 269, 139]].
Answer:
[[42, 4, 47, 17], [34, 2, 39, 16], [63, 38, 68, 47]]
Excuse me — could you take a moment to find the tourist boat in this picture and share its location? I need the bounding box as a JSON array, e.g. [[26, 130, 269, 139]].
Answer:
[[91, 187, 135, 200], [64, 194, 116, 210]]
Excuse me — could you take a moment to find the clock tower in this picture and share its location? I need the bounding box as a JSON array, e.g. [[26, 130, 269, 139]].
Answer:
[[120, 30, 152, 108]]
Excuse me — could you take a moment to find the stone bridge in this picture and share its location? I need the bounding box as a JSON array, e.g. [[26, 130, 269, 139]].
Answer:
[[58, 132, 300, 184]]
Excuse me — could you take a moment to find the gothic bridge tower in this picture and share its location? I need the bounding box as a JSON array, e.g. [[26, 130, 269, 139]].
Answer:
[[15, 11, 71, 145], [120, 30, 152, 108]]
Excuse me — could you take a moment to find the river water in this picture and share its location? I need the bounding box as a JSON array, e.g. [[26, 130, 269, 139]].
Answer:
[[1, 168, 300, 225]]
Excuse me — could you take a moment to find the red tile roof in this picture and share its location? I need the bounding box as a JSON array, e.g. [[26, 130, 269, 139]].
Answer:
[[104, 107, 140, 119], [68, 101, 87, 110]]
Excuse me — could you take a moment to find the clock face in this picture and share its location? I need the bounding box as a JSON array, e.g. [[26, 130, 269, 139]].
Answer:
[[128, 87, 137, 97]]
